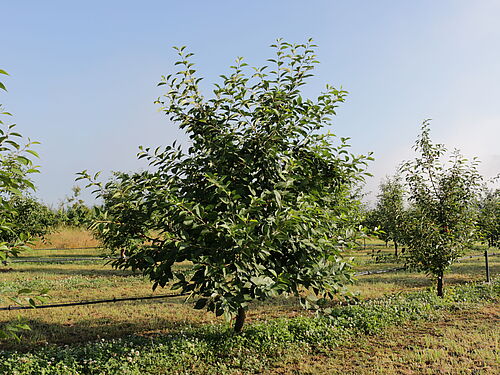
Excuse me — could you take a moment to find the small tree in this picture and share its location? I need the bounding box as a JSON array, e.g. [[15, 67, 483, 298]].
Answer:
[[477, 188, 500, 249], [57, 186, 94, 227], [371, 175, 406, 256], [400, 120, 482, 297], [0, 196, 57, 243], [82, 40, 371, 331]]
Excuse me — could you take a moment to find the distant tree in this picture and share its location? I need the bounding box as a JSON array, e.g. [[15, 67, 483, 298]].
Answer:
[[57, 186, 94, 227], [400, 120, 482, 297], [371, 175, 406, 256], [0, 196, 57, 243], [477, 188, 500, 248], [82, 40, 371, 332], [356, 204, 375, 248]]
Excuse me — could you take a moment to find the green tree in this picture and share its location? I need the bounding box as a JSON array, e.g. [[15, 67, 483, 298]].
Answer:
[[477, 188, 500, 248], [372, 175, 406, 256], [400, 120, 482, 297], [0, 69, 46, 339], [0, 69, 40, 259], [82, 40, 371, 331], [0, 195, 57, 243], [57, 186, 94, 227]]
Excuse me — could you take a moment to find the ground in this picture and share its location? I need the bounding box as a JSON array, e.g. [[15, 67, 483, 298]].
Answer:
[[266, 305, 499, 374], [0, 228, 498, 374]]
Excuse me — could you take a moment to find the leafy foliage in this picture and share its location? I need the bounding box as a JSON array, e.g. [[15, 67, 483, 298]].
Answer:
[[370, 175, 406, 255], [0, 69, 40, 259], [477, 188, 500, 248], [56, 186, 96, 228], [0, 195, 57, 244], [0, 69, 46, 340], [82, 40, 371, 330], [400, 121, 482, 296]]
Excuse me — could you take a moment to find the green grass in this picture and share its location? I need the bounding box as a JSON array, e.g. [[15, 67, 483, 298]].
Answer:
[[0, 230, 498, 373], [268, 305, 499, 374], [1, 232, 498, 349], [0, 281, 497, 374]]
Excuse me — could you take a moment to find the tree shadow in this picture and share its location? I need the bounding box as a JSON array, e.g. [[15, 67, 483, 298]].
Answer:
[[10, 266, 140, 277], [17, 254, 107, 259], [0, 311, 205, 351], [357, 272, 431, 288], [450, 261, 499, 276]]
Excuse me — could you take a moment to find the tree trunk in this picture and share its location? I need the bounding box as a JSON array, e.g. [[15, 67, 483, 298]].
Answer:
[[437, 273, 444, 297], [485, 249, 491, 283], [233, 307, 246, 333], [394, 241, 398, 257]]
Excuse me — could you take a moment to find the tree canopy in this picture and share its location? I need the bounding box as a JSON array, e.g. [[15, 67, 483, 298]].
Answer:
[[0, 69, 40, 259]]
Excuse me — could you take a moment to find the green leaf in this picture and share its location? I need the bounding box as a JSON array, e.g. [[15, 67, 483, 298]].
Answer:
[[194, 298, 207, 309]]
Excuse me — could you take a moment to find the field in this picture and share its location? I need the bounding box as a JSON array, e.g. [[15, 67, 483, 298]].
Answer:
[[0, 228, 499, 374]]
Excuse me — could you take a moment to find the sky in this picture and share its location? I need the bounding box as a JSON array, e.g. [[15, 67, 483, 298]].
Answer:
[[1, 0, 499, 206]]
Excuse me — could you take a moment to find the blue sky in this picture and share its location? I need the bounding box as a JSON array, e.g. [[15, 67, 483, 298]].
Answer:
[[2, 0, 499, 205]]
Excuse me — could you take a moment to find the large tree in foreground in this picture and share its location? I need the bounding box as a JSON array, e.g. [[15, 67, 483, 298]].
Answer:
[[400, 121, 482, 297], [83, 40, 371, 331]]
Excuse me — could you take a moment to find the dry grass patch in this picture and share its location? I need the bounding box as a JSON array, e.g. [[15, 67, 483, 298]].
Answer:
[[30, 227, 101, 250]]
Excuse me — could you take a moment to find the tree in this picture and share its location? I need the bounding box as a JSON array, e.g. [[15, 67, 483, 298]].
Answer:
[[82, 40, 371, 332], [400, 120, 482, 297], [0, 68, 46, 340], [57, 186, 94, 227], [477, 188, 500, 249], [371, 175, 406, 256], [0, 195, 57, 244], [0, 69, 40, 259]]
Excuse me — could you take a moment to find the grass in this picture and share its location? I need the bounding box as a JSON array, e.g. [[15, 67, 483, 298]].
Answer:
[[0, 229, 498, 349], [32, 227, 101, 250], [0, 228, 498, 373], [0, 281, 497, 374], [268, 305, 499, 374]]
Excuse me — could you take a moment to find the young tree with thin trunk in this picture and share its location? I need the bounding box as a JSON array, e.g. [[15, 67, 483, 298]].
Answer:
[[400, 120, 482, 297]]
